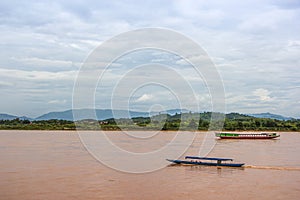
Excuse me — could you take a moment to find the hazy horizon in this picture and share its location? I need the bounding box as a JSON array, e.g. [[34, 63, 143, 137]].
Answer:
[[0, 107, 296, 120]]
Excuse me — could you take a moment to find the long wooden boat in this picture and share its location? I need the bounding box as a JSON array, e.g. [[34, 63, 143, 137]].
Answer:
[[215, 132, 280, 139], [166, 156, 245, 167]]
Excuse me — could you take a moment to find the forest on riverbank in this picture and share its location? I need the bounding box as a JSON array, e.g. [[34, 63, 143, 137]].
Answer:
[[1, 112, 299, 131]]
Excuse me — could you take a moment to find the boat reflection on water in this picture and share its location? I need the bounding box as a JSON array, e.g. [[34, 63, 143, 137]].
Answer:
[[167, 161, 245, 178]]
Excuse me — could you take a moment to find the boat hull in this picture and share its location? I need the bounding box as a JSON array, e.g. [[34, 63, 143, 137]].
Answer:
[[219, 136, 280, 139], [216, 132, 280, 139], [166, 159, 244, 167]]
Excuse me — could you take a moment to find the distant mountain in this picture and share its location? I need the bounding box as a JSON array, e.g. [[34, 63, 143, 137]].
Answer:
[[158, 109, 190, 115], [35, 110, 74, 121], [35, 109, 192, 121], [35, 109, 152, 121], [0, 114, 31, 120], [247, 112, 293, 121], [1, 110, 296, 121], [19, 116, 32, 120], [226, 112, 254, 120], [0, 113, 19, 120]]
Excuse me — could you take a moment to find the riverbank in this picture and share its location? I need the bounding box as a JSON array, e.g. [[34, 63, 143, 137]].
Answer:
[[1, 115, 299, 131]]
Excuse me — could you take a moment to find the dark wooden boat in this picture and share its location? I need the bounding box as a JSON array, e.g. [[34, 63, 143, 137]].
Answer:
[[215, 132, 280, 139], [167, 156, 245, 167]]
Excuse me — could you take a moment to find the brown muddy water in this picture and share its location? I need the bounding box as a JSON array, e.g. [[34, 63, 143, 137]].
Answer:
[[0, 130, 299, 200]]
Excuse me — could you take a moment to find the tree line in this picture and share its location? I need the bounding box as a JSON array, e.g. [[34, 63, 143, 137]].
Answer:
[[0, 112, 299, 131]]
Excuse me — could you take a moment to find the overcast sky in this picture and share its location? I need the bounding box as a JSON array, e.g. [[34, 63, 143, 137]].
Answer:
[[0, 0, 299, 118]]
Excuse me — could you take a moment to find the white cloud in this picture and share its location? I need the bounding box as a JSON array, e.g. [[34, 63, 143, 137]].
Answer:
[[0, 68, 77, 81], [12, 57, 74, 69], [0, 81, 14, 87], [238, 8, 296, 33], [135, 94, 153, 102], [253, 88, 271, 101], [48, 99, 67, 104], [287, 40, 300, 47]]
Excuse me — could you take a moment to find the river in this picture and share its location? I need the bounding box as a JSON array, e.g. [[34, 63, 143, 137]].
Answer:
[[0, 131, 299, 200]]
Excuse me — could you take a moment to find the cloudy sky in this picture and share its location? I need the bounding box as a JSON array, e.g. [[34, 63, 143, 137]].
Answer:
[[0, 0, 299, 118]]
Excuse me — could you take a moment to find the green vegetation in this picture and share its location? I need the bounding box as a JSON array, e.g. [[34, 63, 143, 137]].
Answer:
[[0, 118, 76, 130], [0, 112, 300, 131]]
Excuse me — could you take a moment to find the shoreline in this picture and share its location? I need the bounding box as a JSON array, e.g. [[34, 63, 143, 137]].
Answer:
[[0, 129, 299, 133]]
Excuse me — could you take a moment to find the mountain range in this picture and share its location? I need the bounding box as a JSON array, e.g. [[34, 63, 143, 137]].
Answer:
[[0, 109, 295, 121], [0, 114, 31, 121], [247, 112, 293, 121]]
